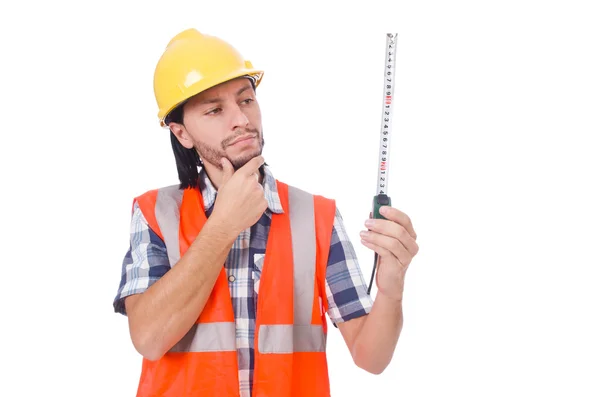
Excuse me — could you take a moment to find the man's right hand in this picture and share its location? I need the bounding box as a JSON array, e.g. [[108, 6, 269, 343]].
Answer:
[[211, 155, 268, 237]]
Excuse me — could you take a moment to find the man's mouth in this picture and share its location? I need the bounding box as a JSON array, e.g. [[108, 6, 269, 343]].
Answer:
[[229, 134, 256, 146]]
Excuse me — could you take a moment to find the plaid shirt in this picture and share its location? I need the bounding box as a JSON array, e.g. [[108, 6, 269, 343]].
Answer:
[[113, 165, 373, 397]]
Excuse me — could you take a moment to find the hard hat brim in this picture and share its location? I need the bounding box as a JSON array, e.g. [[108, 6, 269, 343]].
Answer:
[[159, 70, 264, 128]]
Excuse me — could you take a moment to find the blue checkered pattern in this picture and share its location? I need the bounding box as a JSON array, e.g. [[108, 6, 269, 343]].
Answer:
[[113, 165, 373, 397]]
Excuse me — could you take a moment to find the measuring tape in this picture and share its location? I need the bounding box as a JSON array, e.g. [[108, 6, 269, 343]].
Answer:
[[367, 33, 398, 295]]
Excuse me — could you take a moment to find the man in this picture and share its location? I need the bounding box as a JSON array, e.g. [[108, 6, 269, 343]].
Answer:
[[113, 28, 419, 397]]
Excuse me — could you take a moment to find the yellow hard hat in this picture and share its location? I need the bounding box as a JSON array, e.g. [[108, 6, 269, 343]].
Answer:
[[153, 28, 264, 127]]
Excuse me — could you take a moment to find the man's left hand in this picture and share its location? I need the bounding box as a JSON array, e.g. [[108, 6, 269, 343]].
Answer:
[[360, 206, 419, 301]]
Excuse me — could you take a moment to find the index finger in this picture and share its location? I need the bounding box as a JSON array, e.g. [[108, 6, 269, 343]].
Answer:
[[239, 155, 265, 175], [380, 206, 417, 240]]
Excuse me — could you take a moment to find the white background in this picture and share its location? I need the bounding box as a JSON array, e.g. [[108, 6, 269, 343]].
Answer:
[[2, 1, 599, 396]]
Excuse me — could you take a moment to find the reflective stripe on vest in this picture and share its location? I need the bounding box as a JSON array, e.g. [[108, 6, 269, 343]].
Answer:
[[256, 185, 326, 354], [170, 322, 237, 352], [152, 184, 325, 354], [155, 185, 184, 268], [258, 324, 325, 353]]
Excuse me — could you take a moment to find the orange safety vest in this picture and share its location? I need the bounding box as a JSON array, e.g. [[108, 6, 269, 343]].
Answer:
[[132, 180, 336, 397]]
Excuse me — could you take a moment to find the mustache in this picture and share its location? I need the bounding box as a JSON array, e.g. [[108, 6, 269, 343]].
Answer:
[[221, 128, 261, 148]]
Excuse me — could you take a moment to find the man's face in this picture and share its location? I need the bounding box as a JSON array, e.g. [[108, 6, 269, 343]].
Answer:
[[172, 77, 264, 170]]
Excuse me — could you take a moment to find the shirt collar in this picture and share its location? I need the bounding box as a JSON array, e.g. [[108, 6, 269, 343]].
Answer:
[[198, 164, 284, 215]]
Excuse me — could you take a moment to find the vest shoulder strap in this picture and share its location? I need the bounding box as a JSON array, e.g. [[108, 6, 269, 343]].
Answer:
[[283, 182, 337, 320], [133, 184, 182, 253]]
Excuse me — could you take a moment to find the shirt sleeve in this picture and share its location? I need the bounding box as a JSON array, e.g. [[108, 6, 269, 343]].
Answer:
[[325, 206, 374, 327], [112, 201, 171, 316]]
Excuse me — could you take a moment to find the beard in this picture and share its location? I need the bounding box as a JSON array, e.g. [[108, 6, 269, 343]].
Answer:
[[195, 128, 264, 171]]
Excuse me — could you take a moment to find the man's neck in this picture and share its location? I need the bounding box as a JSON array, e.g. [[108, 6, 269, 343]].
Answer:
[[202, 161, 264, 191]]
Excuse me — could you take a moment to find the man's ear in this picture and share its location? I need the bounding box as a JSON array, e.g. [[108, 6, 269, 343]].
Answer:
[[169, 122, 194, 149]]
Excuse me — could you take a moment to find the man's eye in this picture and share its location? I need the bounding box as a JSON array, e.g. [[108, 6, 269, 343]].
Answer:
[[207, 108, 222, 115], [241, 98, 254, 105]]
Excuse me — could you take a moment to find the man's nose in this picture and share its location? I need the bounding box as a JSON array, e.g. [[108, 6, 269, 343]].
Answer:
[[230, 104, 249, 130]]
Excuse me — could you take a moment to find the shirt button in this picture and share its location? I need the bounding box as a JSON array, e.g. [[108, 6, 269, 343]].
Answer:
[[228, 275, 236, 282]]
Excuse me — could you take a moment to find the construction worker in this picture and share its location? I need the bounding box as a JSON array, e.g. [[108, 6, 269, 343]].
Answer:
[[113, 28, 419, 397]]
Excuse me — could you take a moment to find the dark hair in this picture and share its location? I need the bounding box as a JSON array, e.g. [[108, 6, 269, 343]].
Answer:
[[165, 76, 258, 190], [166, 102, 202, 189]]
